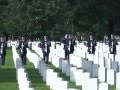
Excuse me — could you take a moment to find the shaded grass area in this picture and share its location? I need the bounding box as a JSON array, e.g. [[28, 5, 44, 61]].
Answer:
[[17, 48, 50, 90], [30, 48, 116, 90], [40, 61, 116, 90], [0, 48, 18, 90], [109, 85, 116, 90], [24, 60, 50, 90], [0, 47, 116, 90], [48, 63, 82, 90], [30, 48, 82, 90]]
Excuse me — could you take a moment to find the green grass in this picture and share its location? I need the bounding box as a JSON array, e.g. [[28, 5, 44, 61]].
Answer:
[[30, 48, 81, 89], [0, 48, 18, 90], [17, 47, 50, 90], [109, 85, 116, 90], [0, 47, 116, 90], [30, 48, 82, 90], [48, 63, 82, 90], [24, 59, 50, 90], [28, 48, 116, 90]]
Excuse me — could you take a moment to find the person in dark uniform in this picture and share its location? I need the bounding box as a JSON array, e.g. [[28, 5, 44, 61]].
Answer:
[[39, 36, 51, 64], [87, 35, 97, 54], [19, 37, 28, 65], [62, 34, 76, 61], [104, 35, 108, 44], [69, 35, 76, 54], [108, 34, 118, 54], [18, 39, 22, 49], [0, 36, 6, 65]]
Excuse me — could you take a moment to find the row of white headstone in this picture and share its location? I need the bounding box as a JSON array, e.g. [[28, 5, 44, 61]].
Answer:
[[12, 43, 34, 90], [62, 42, 120, 89], [52, 42, 120, 90], [31, 42, 98, 90], [31, 41, 120, 90], [26, 48, 77, 90], [50, 52, 109, 90], [31, 42, 97, 90]]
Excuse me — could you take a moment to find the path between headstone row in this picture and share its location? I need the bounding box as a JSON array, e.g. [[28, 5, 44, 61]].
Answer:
[[0, 48, 18, 90], [17, 49, 50, 90], [29, 48, 82, 90], [30, 47, 116, 90]]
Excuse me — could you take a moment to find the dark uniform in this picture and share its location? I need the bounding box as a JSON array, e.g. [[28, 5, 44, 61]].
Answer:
[[108, 38, 118, 54], [0, 40, 6, 65], [62, 34, 76, 61], [70, 38, 76, 54], [39, 36, 51, 64], [19, 39, 28, 65], [87, 39, 97, 54]]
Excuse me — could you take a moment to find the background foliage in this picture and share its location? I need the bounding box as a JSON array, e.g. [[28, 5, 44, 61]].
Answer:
[[0, 0, 120, 40]]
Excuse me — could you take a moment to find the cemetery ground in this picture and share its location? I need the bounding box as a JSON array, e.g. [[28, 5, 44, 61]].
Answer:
[[0, 48, 117, 90], [25, 59, 50, 90], [0, 48, 18, 90], [48, 63, 82, 90]]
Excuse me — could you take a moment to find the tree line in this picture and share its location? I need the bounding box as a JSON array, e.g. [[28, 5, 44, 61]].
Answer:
[[0, 0, 120, 40]]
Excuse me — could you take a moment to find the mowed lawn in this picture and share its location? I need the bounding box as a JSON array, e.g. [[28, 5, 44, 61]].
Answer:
[[30, 49, 116, 90], [0, 48, 116, 90], [0, 47, 50, 90], [0, 48, 18, 90], [25, 59, 50, 90]]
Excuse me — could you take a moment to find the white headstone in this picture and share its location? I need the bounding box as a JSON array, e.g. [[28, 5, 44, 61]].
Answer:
[[116, 72, 120, 90], [109, 54, 114, 61], [111, 61, 118, 73], [87, 78, 98, 90], [70, 67, 77, 82], [75, 69, 83, 85], [82, 59, 93, 73], [46, 69, 54, 85], [92, 64, 99, 78], [82, 72, 91, 90], [59, 58, 64, 69], [50, 72, 58, 89], [107, 69, 115, 85], [68, 88, 77, 90], [59, 81, 68, 90], [87, 54, 94, 61], [62, 60, 68, 73], [66, 64, 72, 76], [99, 83, 108, 90], [98, 67, 106, 82], [105, 58, 111, 69], [99, 58, 105, 67], [43, 64, 48, 82]]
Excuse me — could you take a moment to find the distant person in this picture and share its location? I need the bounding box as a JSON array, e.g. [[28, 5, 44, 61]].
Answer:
[[0, 36, 6, 65], [62, 34, 76, 61], [116, 35, 120, 41], [104, 35, 108, 44], [69, 35, 76, 54], [108, 34, 118, 54], [87, 34, 97, 54], [19, 37, 28, 65], [39, 36, 51, 64]]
